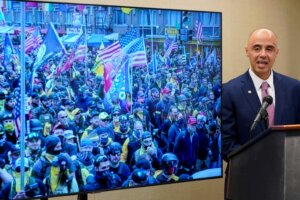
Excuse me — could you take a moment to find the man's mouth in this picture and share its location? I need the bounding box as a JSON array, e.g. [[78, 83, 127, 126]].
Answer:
[[257, 60, 268, 66]]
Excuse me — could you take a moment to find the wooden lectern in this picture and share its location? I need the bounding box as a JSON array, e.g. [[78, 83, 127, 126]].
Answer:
[[226, 125, 300, 200]]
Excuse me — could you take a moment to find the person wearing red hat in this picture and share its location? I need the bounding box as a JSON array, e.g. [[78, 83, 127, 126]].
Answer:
[[154, 86, 175, 130], [173, 116, 200, 175]]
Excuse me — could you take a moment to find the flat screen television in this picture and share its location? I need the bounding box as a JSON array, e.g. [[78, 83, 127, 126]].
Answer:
[[0, 1, 222, 199]]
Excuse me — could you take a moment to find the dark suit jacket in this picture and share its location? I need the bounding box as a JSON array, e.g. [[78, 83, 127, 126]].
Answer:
[[222, 70, 300, 160]]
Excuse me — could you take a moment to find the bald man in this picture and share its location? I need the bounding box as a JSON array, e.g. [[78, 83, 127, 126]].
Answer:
[[222, 28, 300, 159]]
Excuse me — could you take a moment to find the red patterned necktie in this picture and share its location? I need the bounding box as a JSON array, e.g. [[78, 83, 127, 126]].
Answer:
[[261, 81, 275, 126]]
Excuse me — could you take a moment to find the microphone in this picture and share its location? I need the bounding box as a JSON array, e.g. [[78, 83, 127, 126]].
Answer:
[[250, 95, 273, 133]]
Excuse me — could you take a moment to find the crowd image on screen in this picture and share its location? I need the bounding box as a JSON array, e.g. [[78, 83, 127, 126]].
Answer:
[[0, 6, 221, 200]]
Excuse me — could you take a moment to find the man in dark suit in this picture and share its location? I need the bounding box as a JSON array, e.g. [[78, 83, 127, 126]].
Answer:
[[222, 28, 300, 160]]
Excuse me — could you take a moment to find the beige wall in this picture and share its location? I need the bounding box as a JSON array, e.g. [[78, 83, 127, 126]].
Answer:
[[39, 0, 300, 199]]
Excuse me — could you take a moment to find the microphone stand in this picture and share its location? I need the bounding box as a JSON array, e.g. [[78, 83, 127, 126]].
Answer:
[[250, 109, 268, 139]]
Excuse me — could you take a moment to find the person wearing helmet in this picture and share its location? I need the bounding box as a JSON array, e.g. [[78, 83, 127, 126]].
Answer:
[[113, 114, 132, 146], [154, 153, 179, 183], [122, 168, 149, 187], [107, 142, 130, 183]]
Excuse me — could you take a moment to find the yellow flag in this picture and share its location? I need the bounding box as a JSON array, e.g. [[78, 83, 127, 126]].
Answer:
[[121, 7, 133, 14], [93, 62, 104, 77]]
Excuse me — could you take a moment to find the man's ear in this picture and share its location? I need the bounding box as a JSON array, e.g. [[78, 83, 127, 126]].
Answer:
[[245, 47, 249, 57]]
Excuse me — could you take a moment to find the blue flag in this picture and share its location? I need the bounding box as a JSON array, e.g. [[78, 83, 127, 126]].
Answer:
[[2, 33, 14, 67], [36, 23, 66, 63]]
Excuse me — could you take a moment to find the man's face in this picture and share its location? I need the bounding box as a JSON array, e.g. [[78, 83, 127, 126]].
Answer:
[[170, 108, 178, 119], [245, 29, 279, 80], [142, 137, 152, 149], [97, 161, 110, 172], [58, 112, 68, 125], [53, 129, 64, 137], [109, 151, 121, 165], [41, 99, 51, 108], [7, 99, 16, 108], [134, 123, 143, 137], [27, 138, 41, 151]]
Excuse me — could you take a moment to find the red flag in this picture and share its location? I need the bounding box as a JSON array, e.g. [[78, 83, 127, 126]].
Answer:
[[103, 62, 113, 93]]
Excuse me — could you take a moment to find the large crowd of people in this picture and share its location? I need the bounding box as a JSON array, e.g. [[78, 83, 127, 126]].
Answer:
[[0, 32, 221, 199]]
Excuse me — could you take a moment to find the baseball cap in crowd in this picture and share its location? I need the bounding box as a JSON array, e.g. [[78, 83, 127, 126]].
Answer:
[[2, 113, 13, 121], [161, 87, 171, 94], [141, 131, 152, 140], [30, 118, 43, 131], [177, 94, 187, 102], [64, 130, 76, 140], [188, 116, 197, 125], [197, 114, 207, 122], [81, 138, 93, 148], [26, 132, 40, 141], [99, 112, 109, 120]]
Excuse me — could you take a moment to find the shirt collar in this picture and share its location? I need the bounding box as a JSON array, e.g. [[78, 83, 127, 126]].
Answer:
[[248, 68, 274, 91]]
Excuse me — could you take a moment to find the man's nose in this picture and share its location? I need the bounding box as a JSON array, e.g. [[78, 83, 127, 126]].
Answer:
[[259, 49, 267, 57]]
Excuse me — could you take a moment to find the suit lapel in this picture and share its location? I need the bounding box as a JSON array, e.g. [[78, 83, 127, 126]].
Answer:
[[240, 71, 261, 114]]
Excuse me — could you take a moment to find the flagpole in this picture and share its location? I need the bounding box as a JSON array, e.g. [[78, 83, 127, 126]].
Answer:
[[130, 58, 133, 114], [150, 9, 154, 65], [20, 1, 26, 192], [83, 8, 88, 84]]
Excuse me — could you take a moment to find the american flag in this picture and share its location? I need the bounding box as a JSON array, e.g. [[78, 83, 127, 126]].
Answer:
[[25, 27, 43, 53], [125, 38, 147, 67], [98, 29, 138, 63], [56, 32, 85, 75], [13, 82, 21, 138], [73, 45, 87, 61], [195, 20, 203, 43], [163, 37, 178, 58]]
